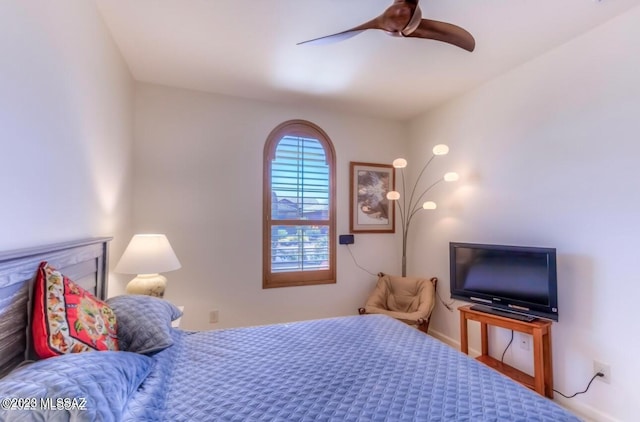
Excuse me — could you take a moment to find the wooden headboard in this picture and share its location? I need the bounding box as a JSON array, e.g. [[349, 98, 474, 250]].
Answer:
[[0, 237, 111, 377]]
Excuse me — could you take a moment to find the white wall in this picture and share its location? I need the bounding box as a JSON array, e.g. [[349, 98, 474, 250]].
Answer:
[[133, 83, 406, 330], [408, 6, 640, 422], [0, 0, 134, 294]]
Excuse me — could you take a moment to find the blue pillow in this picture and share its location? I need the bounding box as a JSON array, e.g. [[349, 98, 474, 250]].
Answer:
[[0, 351, 152, 421], [106, 295, 182, 354]]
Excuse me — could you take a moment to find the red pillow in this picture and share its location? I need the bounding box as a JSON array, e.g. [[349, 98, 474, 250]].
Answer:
[[31, 262, 119, 358]]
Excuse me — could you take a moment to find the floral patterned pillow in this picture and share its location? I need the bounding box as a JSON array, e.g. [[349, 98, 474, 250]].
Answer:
[[31, 262, 119, 358]]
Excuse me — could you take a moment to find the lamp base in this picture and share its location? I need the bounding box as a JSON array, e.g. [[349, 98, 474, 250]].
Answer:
[[125, 274, 167, 298]]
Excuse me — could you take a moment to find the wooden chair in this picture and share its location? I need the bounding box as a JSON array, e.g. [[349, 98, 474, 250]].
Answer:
[[358, 273, 438, 334]]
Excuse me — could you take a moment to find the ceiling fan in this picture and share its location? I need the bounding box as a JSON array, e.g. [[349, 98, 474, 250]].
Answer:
[[298, 0, 475, 52]]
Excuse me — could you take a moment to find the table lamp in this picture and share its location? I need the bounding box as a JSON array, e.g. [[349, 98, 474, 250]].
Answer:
[[115, 234, 181, 298]]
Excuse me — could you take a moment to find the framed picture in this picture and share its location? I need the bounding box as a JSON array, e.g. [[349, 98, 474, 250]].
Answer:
[[349, 162, 395, 233]]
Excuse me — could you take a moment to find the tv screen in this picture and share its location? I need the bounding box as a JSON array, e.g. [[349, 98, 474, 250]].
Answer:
[[450, 242, 558, 321]]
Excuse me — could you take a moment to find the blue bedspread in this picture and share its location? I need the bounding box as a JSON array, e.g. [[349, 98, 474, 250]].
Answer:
[[124, 315, 581, 421]]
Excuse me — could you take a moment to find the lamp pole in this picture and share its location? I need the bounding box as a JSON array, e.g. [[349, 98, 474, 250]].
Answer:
[[387, 145, 458, 276]]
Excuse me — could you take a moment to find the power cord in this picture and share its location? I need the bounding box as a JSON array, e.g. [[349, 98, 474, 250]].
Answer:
[[436, 285, 455, 311], [554, 373, 604, 399], [498, 332, 603, 398], [501, 330, 514, 363], [345, 245, 378, 277]]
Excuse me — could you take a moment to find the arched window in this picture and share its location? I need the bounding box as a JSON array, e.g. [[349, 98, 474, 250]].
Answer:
[[263, 120, 336, 288]]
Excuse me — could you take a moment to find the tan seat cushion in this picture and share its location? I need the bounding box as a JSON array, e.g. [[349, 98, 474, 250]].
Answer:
[[364, 273, 435, 325]]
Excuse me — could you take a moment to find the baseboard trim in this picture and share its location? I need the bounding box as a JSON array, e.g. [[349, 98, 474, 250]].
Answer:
[[427, 328, 618, 422], [428, 328, 480, 357], [553, 398, 619, 422]]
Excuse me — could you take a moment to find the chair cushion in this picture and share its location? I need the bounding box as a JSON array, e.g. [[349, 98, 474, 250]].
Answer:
[[364, 273, 435, 323]]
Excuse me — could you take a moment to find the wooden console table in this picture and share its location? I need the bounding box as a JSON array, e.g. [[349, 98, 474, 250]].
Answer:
[[458, 305, 554, 398]]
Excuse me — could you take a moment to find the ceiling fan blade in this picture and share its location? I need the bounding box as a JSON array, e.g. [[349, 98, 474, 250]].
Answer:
[[297, 19, 382, 45], [406, 19, 475, 52], [297, 30, 366, 46]]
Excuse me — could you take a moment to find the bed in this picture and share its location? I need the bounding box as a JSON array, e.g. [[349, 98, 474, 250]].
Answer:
[[0, 238, 581, 421]]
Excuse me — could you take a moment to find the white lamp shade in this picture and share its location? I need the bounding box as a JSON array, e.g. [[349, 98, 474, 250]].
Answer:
[[422, 201, 437, 210], [432, 144, 449, 156], [444, 172, 460, 182], [115, 234, 181, 275], [386, 191, 401, 200], [392, 158, 407, 169]]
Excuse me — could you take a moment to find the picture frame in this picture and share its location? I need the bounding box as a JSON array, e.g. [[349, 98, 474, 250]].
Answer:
[[349, 162, 395, 233]]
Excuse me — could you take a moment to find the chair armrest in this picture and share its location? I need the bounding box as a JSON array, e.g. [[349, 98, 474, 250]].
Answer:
[[364, 307, 430, 323]]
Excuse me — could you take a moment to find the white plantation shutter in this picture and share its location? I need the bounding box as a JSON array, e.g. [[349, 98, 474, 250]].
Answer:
[[271, 136, 329, 221], [271, 136, 329, 272], [263, 121, 336, 288]]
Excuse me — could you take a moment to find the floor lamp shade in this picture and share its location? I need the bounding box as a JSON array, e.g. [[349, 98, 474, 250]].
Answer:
[[115, 234, 181, 297]]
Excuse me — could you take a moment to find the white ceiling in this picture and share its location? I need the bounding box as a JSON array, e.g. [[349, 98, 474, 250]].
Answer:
[[94, 0, 640, 121]]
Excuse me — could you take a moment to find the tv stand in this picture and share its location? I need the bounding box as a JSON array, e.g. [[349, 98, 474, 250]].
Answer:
[[459, 304, 554, 398], [469, 304, 536, 322]]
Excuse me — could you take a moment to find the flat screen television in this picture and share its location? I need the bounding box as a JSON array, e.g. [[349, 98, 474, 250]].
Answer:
[[450, 242, 558, 321]]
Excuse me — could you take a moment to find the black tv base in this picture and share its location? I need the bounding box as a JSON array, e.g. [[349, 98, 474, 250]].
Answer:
[[470, 304, 536, 322]]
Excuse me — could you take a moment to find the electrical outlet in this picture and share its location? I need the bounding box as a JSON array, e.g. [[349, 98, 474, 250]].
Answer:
[[209, 310, 219, 324], [593, 361, 610, 384], [518, 333, 531, 351]]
